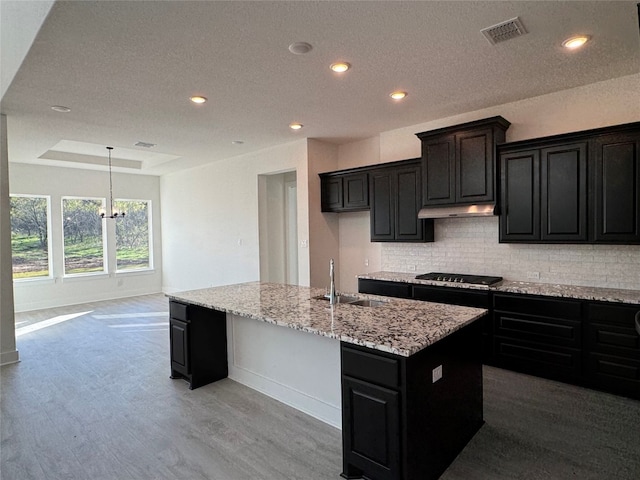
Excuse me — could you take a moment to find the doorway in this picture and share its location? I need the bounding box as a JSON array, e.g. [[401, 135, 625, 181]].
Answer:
[[258, 171, 298, 284]]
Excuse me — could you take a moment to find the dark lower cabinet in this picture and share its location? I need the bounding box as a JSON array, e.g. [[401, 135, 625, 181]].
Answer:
[[493, 293, 583, 384], [169, 301, 228, 390], [585, 302, 640, 399], [358, 278, 413, 299], [341, 319, 484, 480]]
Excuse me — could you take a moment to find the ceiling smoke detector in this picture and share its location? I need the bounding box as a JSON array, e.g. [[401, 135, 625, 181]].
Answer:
[[481, 17, 527, 45]]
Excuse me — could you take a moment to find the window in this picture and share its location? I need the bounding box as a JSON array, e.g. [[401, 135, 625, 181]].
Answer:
[[10, 195, 51, 280], [62, 197, 106, 275], [115, 199, 152, 271]]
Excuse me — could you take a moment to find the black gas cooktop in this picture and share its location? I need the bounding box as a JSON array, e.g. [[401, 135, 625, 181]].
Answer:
[[415, 272, 503, 286]]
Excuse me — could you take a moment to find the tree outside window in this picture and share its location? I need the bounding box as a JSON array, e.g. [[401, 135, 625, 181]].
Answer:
[[63, 197, 105, 275], [10, 195, 51, 279], [115, 199, 151, 271]]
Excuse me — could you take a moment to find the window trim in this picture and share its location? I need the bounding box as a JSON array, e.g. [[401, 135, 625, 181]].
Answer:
[[10, 193, 53, 282]]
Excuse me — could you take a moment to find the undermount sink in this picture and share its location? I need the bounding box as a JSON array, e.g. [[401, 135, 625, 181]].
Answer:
[[313, 295, 386, 308], [347, 299, 386, 308]]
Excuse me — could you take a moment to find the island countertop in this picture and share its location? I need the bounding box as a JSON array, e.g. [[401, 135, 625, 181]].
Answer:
[[167, 282, 487, 357]]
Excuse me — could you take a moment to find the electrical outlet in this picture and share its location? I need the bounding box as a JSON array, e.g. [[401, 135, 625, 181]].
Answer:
[[364, 258, 369, 267], [527, 271, 540, 280], [407, 264, 416, 271], [300, 239, 308, 248], [432, 365, 443, 383]]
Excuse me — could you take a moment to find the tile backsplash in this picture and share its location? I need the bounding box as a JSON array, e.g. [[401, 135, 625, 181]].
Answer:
[[381, 217, 640, 291]]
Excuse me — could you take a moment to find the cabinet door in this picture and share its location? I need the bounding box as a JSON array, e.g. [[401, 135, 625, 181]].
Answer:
[[541, 142, 588, 242], [593, 132, 640, 243], [342, 376, 400, 480], [321, 175, 343, 211], [456, 128, 494, 203], [499, 149, 540, 241], [343, 172, 369, 210], [370, 170, 395, 241], [421, 134, 455, 205], [170, 318, 189, 376], [395, 164, 424, 241]]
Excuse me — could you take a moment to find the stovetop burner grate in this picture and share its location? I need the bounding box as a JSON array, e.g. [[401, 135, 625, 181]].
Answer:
[[415, 272, 503, 286]]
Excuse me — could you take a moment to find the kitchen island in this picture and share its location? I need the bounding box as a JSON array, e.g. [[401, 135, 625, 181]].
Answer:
[[167, 282, 488, 480]]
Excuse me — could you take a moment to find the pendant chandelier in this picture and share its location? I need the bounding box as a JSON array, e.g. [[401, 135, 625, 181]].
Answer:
[[100, 146, 125, 219]]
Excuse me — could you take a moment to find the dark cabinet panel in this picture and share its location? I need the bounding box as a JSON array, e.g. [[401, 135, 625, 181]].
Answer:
[[342, 376, 401, 480], [344, 173, 369, 210], [540, 142, 588, 241], [370, 160, 434, 242], [585, 302, 640, 399], [417, 116, 510, 208], [500, 150, 540, 241], [457, 128, 494, 203], [421, 135, 455, 205], [320, 171, 369, 212], [593, 132, 640, 242], [493, 293, 584, 383], [358, 279, 413, 298], [499, 121, 640, 244], [169, 301, 228, 390], [170, 318, 189, 376]]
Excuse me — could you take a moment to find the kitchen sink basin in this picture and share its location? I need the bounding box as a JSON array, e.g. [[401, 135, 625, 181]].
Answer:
[[347, 299, 386, 308], [313, 295, 386, 307]]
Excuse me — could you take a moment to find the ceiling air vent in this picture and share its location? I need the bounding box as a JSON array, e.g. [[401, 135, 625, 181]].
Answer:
[[134, 141, 156, 148], [481, 17, 527, 45]]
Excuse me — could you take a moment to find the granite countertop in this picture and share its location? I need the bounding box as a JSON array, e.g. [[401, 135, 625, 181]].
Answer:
[[358, 272, 640, 305], [167, 282, 487, 357]]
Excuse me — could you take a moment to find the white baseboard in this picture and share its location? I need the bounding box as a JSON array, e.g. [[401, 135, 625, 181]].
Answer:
[[0, 349, 20, 366]]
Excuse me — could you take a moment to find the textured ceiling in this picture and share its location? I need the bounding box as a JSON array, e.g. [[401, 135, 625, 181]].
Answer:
[[2, 0, 639, 175]]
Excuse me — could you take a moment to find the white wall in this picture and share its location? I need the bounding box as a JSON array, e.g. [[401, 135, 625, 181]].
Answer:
[[336, 74, 640, 292], [161, 140, 311, 292], [9, 163, 163, 311]]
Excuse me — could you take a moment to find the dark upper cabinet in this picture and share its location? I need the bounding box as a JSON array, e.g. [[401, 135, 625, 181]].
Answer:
[[593, 131, 640, 243], [540, 142, 588, 242], [500, 149, 540, 241], [320, 170, 369, 212], [370, 159, 434, 242], [499, 121, 640, 244], [416, 116, 510, 207]]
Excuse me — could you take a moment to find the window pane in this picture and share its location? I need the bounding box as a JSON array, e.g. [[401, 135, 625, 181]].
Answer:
[[115, 200, 151, 271], [10, 195, 50, 279], [63, 198, 105, 275]]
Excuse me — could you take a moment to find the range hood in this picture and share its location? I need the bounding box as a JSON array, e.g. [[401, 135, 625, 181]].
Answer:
[[418, 203, 498, 219]]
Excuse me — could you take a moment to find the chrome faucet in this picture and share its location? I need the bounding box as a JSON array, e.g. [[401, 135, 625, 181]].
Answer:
[[329, 258, 337, 305]]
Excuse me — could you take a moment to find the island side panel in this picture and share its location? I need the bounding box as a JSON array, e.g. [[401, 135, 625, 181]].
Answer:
[[404, 318, 484, 480], [226, 313, 342, 428]]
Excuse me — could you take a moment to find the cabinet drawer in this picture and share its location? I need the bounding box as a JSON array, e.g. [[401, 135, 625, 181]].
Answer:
[[358, 279, 412, 299], [494, 336, 581, 381], [413, 285, 490, 308], [170, 301, 189, 321], [586, 322, 640, 359], [341, 345, 400, 389], [494, 312, 581, 347], [586, 352, 640, 399], [494, 293, 582, 320]]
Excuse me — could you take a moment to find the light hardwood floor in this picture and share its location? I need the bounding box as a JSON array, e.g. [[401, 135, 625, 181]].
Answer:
[[2, 294, 639, 480]]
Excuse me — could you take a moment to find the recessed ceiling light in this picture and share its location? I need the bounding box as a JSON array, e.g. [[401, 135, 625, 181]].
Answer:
[[288, 42, 313, 55], [232, 140, 244, 145], [562, 35, 591, 49], [51, 105, 71, 113], [389, 91, 407, 100], [289, 122, 304, 130], [190, 95, 207, 104], [330, 62, 351, 73]]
